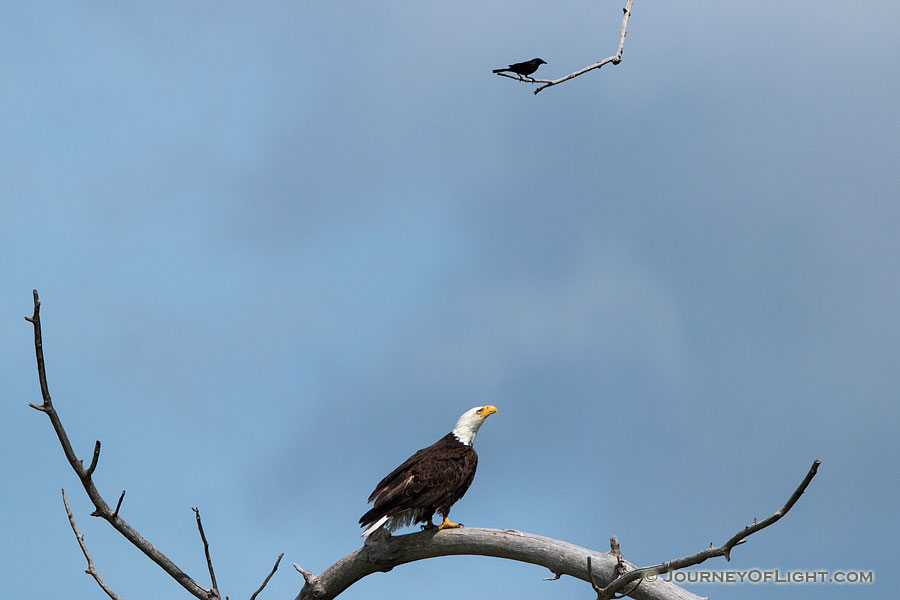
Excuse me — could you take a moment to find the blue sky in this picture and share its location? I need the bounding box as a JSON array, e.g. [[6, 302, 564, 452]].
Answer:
[[3, 2, 898, 599]]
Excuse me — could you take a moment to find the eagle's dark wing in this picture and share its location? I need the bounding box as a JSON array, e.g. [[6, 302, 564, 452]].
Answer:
[[397, 442, 477, 516], [361, 433, 478, 526]]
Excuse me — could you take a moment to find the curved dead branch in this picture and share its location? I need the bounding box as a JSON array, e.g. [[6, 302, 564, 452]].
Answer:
[[294, 527, 702, 600], [295, 455, 819, 600]]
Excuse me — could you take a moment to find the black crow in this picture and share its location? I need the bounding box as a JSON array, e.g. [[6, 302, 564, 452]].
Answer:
[[492, 58, 547, 78]]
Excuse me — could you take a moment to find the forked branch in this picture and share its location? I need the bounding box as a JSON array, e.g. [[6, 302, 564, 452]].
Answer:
[[493, 0, 635, 95], [596, 460, 822, 599]]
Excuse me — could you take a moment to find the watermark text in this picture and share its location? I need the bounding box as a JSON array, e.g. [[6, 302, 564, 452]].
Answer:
[[647, 569, 873, 584]]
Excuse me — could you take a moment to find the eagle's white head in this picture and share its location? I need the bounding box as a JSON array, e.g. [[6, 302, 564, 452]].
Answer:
[[452, 405, 498, 446]]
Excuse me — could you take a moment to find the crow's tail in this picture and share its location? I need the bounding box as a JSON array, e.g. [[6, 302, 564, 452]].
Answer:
[[492, 68, 508, 73]]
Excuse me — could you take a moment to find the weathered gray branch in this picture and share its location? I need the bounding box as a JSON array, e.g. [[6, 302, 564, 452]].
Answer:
[[536, 0, 634, 94], [26, 290, 214, 600], [294, 527, 703, 600], [250, 553, 284, 600]]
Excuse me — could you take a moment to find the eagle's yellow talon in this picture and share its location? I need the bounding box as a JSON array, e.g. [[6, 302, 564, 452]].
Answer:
[[437, 516, 463, 530]]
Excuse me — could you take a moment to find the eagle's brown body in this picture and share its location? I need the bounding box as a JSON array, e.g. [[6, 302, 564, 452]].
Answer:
[[359, 433, 477, 533]]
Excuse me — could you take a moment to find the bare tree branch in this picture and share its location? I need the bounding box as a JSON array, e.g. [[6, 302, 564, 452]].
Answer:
[[250, 553, 284, 600], [295, 460, 820, 600], [294, 527, 703, 600], [494, 0, 635, 95], [193, 507, 221, 599], [26, 290, 214, 600], [61, 488, 122, 600], [597, 460, 822, 599]]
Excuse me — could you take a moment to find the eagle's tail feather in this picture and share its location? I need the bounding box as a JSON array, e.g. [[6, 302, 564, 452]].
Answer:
[[361, 515, 390, 537]]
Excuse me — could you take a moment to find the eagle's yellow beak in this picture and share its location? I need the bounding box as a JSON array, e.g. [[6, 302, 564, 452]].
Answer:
[[478, 405, 498, 417]]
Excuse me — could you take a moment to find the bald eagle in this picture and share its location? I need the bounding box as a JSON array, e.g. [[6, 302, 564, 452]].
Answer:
[[360, 406, 498, 537]]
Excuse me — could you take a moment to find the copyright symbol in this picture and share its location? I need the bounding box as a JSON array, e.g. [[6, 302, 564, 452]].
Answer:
[[645, 574, 657, 582]]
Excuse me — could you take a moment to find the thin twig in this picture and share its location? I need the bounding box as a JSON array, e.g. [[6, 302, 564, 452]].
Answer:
[[111, 490, 126, 519], [493, 72, 549, 84], [597, 459, 822, 600], [193, 507, 220, 599], [719, 459, 821, 560], [250, 553, 284, 600], [62, 488, 122, 600], [113, 491, 125, 517], [85, 441, 102, 477]]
